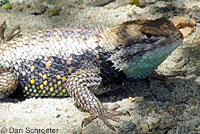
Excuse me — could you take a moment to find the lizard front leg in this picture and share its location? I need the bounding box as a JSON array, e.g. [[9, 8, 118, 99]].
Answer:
[[66, 69, 127, 130], [0, 68, 18, 99]]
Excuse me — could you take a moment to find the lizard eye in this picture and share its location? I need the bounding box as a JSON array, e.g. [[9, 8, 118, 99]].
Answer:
[[145, 33, 153, 39]]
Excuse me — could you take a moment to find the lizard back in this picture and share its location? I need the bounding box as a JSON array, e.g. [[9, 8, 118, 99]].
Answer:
[[0, 27, 124, 97]]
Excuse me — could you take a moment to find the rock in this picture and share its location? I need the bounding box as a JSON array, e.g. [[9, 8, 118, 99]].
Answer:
[[171, 17, 196, 37], [171, 16, 196, 29], [196, 25, 200, 44], [179, 27, 194, 38], [83, 0, 115, 6]]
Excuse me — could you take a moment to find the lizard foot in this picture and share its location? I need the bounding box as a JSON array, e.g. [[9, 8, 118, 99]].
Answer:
[[151, 71, 185, 81], [82, 104, 129, 131], [150, 71, 185, 89]]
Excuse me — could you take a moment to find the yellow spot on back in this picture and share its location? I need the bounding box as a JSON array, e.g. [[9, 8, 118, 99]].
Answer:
[[57, 81, 62, 86], [68, 68, 73, 72], [67, 56, 72, 64], [57, 75, 61, 79], [31, 65, 35, 72], [25, 86, 28, 91], [43, 80, 48, 85], [43, 74, 48, 79], [46, 60, 52, 67], [30, 79, 35, 84], [33, 89, 37, 93], [96, 54, 100, 59], [62, 76, 67, 81], [42, 90, 46, 94], [62, 89, 66, 93], [50, 87, 54, 92], [40, 84, 44, 89]]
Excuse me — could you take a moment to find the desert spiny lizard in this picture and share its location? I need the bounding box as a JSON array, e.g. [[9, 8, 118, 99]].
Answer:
[[0, 17, 183, 130]]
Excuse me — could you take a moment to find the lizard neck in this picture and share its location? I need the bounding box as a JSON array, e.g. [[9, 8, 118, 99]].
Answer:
[[123, 39, 181, 79], [106, 38, 182, 79]]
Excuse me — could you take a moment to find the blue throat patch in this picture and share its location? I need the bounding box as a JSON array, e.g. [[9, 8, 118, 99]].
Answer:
[[123, 47, 174, 79]]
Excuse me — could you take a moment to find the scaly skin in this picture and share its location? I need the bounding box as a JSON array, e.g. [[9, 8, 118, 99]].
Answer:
[[0, 18, 183, 130]]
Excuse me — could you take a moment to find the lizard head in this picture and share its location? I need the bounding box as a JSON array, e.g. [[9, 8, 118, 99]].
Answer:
[[106, 17, 183, 79]]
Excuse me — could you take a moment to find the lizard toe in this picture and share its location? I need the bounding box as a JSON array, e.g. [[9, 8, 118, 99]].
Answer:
[[82, 104, 129, 131], [82, 112, 117, 131], [82, 115, 97, 127]]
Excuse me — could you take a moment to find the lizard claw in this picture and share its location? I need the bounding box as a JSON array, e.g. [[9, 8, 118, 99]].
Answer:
[[82, 104, 129, 131], [82, 115, 98, 127]]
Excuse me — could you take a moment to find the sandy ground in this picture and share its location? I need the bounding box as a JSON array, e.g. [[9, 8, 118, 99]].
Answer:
[[0, 0, 199, 134]]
